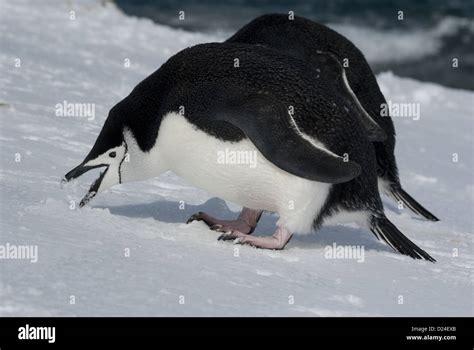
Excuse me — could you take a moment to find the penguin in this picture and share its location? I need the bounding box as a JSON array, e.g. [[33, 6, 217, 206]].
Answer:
[[62, 42, 435, 261], [226, 14, 439, 222]]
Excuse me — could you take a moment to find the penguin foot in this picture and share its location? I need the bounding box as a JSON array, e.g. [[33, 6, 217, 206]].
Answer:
[[217, 230, 248, 241], [186, 208, 262, 235], [233, 227, 293, 250]]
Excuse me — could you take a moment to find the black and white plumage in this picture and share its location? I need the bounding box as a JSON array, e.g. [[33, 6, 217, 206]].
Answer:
[[63, 42, 435, 261], [227, 14, 439, 222]]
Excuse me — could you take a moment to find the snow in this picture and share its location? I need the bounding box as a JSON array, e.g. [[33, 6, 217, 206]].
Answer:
[[0, 0, 472, 316]]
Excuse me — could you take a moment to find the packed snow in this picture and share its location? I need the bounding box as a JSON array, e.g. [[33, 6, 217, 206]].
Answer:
[[0, 0, 472, 316]]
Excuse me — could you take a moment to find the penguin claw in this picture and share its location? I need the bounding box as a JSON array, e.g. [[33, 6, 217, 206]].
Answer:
[[233, 237, 245, 245], [218, 231, 247, 241], [226, 228, 293, 250], [186, 212, 203, 224], [217, 231, 232, 241]]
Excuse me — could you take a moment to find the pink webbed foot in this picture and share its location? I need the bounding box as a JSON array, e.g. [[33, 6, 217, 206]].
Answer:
[[233, 226, 293, 250], [186, 208, 262, 235]]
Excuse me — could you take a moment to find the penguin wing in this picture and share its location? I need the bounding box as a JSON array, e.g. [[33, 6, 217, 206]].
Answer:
[[314, 51, 387, 142], [211, 94, 362, 184]]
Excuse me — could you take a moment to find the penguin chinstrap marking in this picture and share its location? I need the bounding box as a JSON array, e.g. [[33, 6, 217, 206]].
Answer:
[[227, 14, 439, 222], [62, 43, 435, 261]]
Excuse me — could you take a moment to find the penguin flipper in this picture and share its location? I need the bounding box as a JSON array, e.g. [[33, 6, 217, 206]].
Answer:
[[315, 51, 387, 142], [340, 71, 388, 142], [212, 94, 361, 184]]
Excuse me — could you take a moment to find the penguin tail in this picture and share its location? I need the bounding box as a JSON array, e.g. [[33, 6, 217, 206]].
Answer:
[[390, 186, 439, 222], [370, 215, 436, 262]]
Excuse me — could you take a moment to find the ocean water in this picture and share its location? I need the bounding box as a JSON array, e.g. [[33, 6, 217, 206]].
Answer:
[[114, 0, 474, 90]]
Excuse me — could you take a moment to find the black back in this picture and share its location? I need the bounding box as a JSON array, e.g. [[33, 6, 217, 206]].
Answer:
[[226, 14, 399, 186]]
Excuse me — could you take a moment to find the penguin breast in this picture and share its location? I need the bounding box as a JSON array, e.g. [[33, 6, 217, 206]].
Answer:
[[155, 112, 331, 234]]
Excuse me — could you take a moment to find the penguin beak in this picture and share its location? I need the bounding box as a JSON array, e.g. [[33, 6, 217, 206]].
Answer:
[[63, 163, 104, 182], [62, 163, 109, 207]]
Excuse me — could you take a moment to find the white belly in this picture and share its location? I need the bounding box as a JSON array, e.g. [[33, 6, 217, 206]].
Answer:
[[156, 113, 331, 234]]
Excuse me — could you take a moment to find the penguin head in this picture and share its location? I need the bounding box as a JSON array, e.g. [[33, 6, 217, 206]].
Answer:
[[62, 127, 127, 207], [62, 101, 165, 207]]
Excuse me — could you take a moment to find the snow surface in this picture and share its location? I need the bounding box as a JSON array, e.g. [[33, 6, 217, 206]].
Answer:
[[0, 0, 472, 316]]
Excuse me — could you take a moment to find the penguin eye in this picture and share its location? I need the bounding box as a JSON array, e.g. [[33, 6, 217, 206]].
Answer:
[[109, 151, 117, 158]]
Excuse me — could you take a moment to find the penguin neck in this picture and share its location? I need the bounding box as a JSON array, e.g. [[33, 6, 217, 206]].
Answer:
[[120, 127, 168, 183]]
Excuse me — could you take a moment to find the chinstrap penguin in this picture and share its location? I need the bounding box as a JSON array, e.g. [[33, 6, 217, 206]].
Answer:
[[227, 14, 439, 222], [62, 42, 435, 261]]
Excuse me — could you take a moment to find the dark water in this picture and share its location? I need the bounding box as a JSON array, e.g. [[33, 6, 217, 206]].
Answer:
[[115, 0, 474, 90]]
